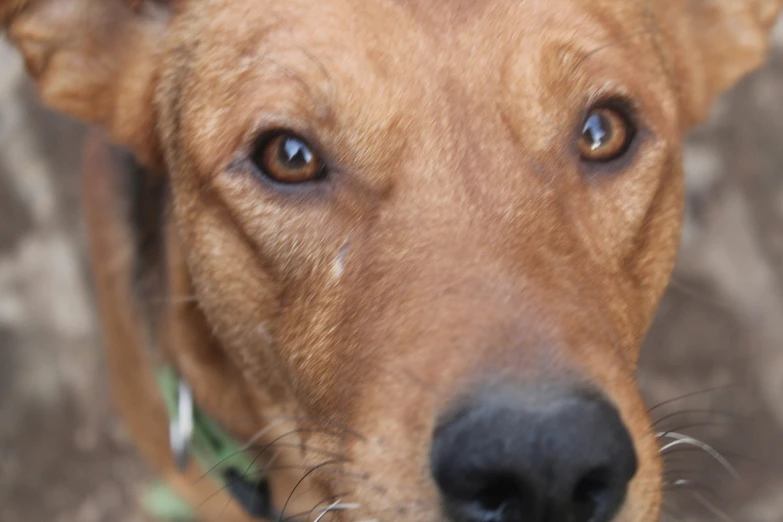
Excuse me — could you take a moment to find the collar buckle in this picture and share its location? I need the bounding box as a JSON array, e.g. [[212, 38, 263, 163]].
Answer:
[[168, 377, 194, 471]]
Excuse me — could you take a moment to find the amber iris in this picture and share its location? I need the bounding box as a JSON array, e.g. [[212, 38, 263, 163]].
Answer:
[[578, 107, 633, 162], [253, 132, 325, 183]]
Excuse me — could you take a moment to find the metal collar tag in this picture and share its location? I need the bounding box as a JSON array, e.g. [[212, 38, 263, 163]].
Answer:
[[156, 367, 274, 519]]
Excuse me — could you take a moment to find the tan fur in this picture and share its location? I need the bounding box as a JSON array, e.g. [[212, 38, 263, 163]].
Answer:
[[3, 0, 782, 521], [0, 0, 26, 25]]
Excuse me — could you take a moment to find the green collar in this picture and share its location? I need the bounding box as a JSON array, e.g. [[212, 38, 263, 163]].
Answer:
[[152, 367, 273, 520]]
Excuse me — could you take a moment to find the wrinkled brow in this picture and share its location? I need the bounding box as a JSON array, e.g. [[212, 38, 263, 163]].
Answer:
[[254, 46, 336, 120]]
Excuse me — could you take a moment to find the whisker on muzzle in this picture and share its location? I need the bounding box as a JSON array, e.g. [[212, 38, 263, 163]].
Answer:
[[313, 500, 360, 522], [281, 497, 361, 522], [196, 461, 359, 516], [648, 384, 750, 522], [662, 478, 718, 496], [278, 460, 349, 522], [195, 427, 351, 485], [334, 498, 433, 522], [652, 408, 747, 427], [657, 431, 740, 480], [646, 383, 740, 414]]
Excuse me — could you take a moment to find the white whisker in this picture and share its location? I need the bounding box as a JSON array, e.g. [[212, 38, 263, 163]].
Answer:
[[657, 431, 740, 480], [313, 500, 360, 522]]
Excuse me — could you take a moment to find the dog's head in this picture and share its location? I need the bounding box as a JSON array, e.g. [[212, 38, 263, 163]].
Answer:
[[5, 0, 781, 520]]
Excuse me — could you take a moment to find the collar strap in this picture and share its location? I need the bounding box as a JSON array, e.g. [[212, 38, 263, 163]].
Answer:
[[156, 367, 275, 519]]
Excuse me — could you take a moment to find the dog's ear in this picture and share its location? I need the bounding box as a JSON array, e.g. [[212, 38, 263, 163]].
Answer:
[[1, 0, 170, 167], [652, 0, 781, 130]]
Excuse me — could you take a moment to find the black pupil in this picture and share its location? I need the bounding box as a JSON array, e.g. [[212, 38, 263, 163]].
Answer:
[[582, 113, 611, 150], [278, 136, 313, 169]]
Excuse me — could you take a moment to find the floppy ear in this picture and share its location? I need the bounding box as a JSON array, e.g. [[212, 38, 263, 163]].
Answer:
[[653, 0, 782, 130], [1, 0, 170, 167]]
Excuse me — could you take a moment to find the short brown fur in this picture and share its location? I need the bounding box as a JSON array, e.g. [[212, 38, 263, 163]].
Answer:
[[3, 1, 782, 521]]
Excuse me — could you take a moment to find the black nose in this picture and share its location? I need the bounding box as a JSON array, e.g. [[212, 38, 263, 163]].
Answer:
[[430, 388, 638, 522]]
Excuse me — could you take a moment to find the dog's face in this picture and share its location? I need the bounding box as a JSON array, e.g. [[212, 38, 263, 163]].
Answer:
[[164, 2, 686, 519], [4, 0, 781, 520]]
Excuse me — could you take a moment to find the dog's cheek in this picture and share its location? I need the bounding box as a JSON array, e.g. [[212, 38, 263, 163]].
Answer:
[[618, 157, 686, 354], [578, 152, 686, 357], [170, 190, 299, 403]]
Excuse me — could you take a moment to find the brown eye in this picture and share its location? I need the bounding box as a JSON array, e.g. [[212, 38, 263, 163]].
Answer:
[[252, 131, 326, 183], [578, 106, 635, 162]]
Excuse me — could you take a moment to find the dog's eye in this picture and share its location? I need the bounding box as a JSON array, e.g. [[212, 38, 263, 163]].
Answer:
[[252, 131, 326, 183], [578, 106, 635, 162]]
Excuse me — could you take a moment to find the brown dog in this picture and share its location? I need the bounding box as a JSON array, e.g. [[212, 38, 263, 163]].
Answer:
[[2, 1, 782, 521]]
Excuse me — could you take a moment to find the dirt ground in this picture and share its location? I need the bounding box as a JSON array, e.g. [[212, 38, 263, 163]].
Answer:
[[2, 19, 783, 522]]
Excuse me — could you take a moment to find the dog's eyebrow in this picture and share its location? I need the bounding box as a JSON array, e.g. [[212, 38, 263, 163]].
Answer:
[[298, 47, 335, 119], [257, 48, 335, 121], [569, 27, 656, 74]]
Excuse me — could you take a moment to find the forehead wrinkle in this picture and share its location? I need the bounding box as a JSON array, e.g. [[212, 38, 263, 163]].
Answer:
[[252, 49, 334, 121], [568, 0, 662, 73], [569, 27, 654, 75]]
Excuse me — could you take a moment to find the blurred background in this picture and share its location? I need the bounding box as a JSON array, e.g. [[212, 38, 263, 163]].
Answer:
[[2, 18, 783, 522]]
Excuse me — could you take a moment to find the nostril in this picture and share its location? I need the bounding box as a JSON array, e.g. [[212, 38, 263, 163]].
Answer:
[[444, 473, 531, 522], [473, 474, 527, 516], [572, 467, 612, 521]]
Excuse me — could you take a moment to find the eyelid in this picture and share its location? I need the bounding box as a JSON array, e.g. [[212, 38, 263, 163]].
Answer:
[[584, 96, 638, 126]]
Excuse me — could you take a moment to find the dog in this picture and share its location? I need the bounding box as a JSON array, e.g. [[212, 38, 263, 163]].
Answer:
[[2, 1, 782, 521]]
